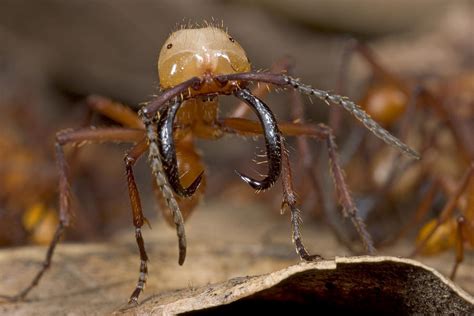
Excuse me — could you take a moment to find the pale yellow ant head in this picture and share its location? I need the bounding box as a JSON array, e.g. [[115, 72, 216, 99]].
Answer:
[[158, 27, 251, 89]]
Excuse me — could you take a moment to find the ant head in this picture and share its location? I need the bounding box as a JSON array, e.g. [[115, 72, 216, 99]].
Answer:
[[158, 27, 251, 89]]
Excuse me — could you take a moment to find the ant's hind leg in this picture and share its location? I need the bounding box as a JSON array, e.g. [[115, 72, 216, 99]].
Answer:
[[0, 128, 144, 302]]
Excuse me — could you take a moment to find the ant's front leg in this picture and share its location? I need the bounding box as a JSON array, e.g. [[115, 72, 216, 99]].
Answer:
[[280, 140, 322, 261], [219, 118, 318, 260], [287, 89, 362, 253], [124, 139, 151, 304]]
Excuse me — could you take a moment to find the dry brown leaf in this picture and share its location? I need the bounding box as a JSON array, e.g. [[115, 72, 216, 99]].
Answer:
[[118, 256, 473, 315]]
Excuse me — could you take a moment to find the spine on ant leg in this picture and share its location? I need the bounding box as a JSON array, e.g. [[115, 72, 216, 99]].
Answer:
[[144, 118, 187, 265]]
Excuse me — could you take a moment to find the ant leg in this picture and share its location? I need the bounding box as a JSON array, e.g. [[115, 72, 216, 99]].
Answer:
[[281, 140, 322, 261], [336, 41, 473, 162], [335, 40, 473, 161], [221, 118, 375, 253], [296, 123, 375, 254], [124, 140, 151, 304], [82, 95, 196, 263], [140, 77, 202, 119], [138, 80, 207, 264], [288, 89, 326, 214], [142, 115, 187, 265], [85, 95, 144, 129], [0, 164, 66, 302], [231, 56, 294, 118], [216, 72, 419, 160], [450, 216, 466, 280], [0, 128, 144, 301], [288, 89, 363, 251], [218, 116, 317, 259], [411, 163, 474, 257], [70, 96, 146, 169], [280, 76, 419, 160]]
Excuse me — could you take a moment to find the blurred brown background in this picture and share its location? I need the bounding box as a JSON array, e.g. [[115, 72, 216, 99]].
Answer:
[[2, 0, 469, 103], [0, 1, 473, 312]]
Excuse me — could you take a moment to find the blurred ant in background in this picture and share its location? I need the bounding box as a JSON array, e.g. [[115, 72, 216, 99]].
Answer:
[[334, 39, 474, 279]]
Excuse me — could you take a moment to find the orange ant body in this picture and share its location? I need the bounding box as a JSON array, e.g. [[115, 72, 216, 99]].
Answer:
[[2, 26, 418, 304], [336, 40, 474, 279]]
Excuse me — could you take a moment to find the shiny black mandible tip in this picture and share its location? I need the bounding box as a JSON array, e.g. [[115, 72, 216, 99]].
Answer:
[[157, 99, 203, 198], [233, 89, 282, 191]]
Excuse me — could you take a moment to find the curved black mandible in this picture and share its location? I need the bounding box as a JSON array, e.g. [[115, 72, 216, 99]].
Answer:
[[234, 88, 282, 191], [157, 99, 203, 197]]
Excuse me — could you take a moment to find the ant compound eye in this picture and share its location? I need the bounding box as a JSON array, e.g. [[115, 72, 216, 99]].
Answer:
[[166, 43, 173, 49], [229, 37, 235, 43]]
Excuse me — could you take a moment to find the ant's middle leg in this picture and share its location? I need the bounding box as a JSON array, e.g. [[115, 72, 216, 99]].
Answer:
[[280, 140, 322, 261]]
